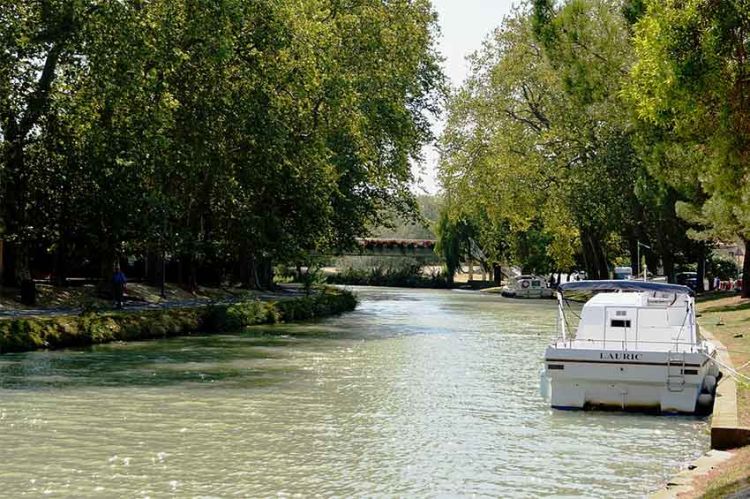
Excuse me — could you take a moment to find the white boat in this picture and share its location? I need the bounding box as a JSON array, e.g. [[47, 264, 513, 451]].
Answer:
[[501, 275, 554, 298], [540, 280, 719, 413]]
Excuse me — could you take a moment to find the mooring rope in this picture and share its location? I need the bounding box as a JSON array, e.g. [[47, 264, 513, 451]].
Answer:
[[707, 354, 750, 384]]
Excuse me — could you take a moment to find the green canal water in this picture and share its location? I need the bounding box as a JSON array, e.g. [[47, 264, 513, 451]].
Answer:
[[0, 287, 708, 497]]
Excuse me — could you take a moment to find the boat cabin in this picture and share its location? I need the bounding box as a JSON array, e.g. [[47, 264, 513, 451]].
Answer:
[[572, 291, 695, 352], [543, 280, 715, 413]]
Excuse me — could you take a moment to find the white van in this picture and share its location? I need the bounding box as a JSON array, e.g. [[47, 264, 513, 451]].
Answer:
[[613, 266, 633, 280]]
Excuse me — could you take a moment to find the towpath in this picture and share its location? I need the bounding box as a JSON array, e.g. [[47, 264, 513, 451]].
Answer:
[[0, 288, 306, 319]]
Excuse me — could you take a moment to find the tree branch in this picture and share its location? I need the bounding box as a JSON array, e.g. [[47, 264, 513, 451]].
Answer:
[[521, 83, 551, 129], [504, 107, 543, 133], [18, 43, 65, 139]]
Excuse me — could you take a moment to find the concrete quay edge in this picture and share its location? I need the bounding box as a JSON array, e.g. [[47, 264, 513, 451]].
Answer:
[[650, 327, 749, 498]]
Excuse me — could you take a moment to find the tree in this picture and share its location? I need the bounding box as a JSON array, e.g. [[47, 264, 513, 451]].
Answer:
[[440, 2, 638, 279], [435, 208, 476, 285], [628, 0, 750, 297], [0, 2, 85, 287], [0, 0, 444, 293]]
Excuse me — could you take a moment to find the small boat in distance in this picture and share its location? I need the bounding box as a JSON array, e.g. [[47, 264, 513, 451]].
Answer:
[[540, 280, 719, 414], [501, 275, 554, 299]]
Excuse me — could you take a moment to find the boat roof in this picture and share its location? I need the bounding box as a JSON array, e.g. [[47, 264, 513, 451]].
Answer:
[[558, 280, 694, 296], [586, 292, 645, 306]]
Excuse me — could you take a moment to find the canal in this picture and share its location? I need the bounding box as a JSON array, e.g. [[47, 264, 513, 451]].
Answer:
[[0, 287, 708, 496]]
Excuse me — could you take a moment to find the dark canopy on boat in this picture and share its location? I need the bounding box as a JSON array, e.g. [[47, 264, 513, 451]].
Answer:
[[558, 280, 694, 296]]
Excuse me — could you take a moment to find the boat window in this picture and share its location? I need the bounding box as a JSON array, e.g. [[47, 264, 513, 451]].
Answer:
[[532, 280, 541, 288], [610, 319, 631, 328]]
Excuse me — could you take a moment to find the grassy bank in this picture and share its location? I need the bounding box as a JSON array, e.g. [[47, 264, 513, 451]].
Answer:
[[689, 294, 750, 497], [0, 288, 357, 354]]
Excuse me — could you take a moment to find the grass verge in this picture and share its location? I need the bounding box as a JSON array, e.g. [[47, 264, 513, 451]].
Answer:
[[697, 293, 750, 426]]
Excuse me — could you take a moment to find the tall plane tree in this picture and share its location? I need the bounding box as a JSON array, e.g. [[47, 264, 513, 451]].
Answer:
[[629, 0, 750, 297]]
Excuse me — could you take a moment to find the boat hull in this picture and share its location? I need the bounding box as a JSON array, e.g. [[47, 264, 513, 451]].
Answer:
[[542, 347, 715, 413]]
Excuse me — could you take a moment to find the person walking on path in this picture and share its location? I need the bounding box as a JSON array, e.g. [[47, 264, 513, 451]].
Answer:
[[112, 266, 127, 309]]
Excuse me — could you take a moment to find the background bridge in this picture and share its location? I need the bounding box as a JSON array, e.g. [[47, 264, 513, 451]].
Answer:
[[337, 239, 439, 262]]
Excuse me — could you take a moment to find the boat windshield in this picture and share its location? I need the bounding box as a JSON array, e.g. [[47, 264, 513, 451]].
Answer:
[[557, 280, 693, 302]]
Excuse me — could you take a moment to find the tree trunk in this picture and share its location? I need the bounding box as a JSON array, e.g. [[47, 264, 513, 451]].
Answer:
[[696, 247, 706, 293], [52, 239, 68, 287], [707, 255, 715, 291], [180, 253, 197, 292], [145, 251, 161, 285], [0, 240, 13, 287], [248, 256, 274, 290], [239, 257, 252, 288], [100, 250, 116, 281], [742, 238, 750, 299], [1, 43, 65, 287], [259, 258, 274, 290], [628, 237, 639, 276], [2, 142, 32, 286], [493, 264, 502, 286], [582, 230, 609, 280], [662, 252, 675, 284]]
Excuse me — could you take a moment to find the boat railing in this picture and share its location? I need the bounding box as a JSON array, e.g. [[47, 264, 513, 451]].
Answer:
[[550, 337, 702, 353]]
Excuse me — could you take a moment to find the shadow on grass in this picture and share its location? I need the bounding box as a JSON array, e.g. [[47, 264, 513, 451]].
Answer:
[[697, 291, 741, 304], [702, 301, 750, 314]]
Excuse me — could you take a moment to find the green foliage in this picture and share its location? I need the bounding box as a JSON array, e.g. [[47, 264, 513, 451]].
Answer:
[[275, 289, 358, 321], [627, 0, 750, 293], [438, 0, 706, 281], [222, 301, 280, 330], [440, 2, 632, 277], [372, 194, 443, 240], [710, 255, 740, 282], [435, 210, 476, 283], [299, 266, 326, 296], [327, 258, 450, 288]]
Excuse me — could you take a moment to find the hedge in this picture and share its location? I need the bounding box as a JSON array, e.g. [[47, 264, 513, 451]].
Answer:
[[0, 288, 357, 354]]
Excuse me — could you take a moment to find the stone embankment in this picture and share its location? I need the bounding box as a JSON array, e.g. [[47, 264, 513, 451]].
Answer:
[[651, 329, 750, 498], [702, 329, 750, 450], [0, 288, 357, 354]]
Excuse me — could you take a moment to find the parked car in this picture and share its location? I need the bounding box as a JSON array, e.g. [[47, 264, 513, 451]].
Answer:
[[676, 272, 699, 290]]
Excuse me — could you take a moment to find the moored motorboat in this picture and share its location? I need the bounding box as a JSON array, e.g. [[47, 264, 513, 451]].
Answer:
[[540, 280, 719, 413], [501, 275, 554, 298]]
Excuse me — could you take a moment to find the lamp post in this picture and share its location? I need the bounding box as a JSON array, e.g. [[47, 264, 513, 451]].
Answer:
[[637, 241, 651, 281], [161, 213, 166, 299]]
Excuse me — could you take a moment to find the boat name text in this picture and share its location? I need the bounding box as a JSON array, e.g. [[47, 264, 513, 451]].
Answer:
[[599, 352, 643, 361]]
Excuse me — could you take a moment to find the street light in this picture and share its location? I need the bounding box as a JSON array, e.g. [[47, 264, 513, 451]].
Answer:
[[637, 241, 651, 281]]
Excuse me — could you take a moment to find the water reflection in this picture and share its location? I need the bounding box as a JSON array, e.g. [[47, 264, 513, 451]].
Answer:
[[0, 287, 707, 496]]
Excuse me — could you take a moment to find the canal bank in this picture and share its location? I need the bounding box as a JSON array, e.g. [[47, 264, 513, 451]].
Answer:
[[0, 287, 357, 354], [651, 297, 750, 498]]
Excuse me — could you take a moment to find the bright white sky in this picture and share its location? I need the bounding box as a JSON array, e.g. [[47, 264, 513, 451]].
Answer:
[[413, 0, 518, 194]]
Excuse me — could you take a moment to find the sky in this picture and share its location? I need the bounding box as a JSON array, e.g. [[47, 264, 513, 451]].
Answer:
[[413, 0, 518, 194]]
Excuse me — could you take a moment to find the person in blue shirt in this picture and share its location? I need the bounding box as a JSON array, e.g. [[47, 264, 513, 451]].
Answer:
[[112, 266, 127, 309]]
